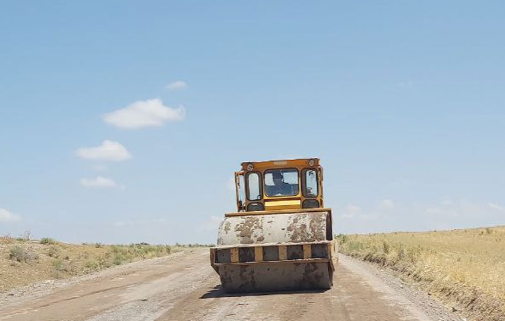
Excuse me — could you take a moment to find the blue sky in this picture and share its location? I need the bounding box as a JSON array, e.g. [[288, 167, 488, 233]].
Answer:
[[1, 1, 504, 244]]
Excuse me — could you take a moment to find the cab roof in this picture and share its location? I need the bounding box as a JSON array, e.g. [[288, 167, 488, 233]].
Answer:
[[240, 158, 320, 171]]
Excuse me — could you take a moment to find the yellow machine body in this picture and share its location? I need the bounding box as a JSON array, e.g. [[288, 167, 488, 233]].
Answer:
[[210, 158, 337, 293]]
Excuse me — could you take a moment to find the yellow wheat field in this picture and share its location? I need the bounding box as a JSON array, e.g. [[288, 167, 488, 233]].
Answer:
[[338, 226, 505, 321]]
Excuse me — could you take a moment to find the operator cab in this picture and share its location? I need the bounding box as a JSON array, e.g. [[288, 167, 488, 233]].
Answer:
[[234, 158, 324, 212]]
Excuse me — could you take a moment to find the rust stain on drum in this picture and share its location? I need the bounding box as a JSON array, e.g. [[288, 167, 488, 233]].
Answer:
[[288, 223, 309, 242], [287, 214, 311, 242], [224, 221, 231, 233], [234, 217, 264, 244], [309, 213, 326, 241], [284, 212, 327, 242]]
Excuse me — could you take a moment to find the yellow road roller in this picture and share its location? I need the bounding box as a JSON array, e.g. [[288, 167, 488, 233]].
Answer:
[[210, 158, 337, 293]]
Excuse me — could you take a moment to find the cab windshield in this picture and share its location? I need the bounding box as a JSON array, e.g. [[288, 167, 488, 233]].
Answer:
[[264, 169, 299, 197]]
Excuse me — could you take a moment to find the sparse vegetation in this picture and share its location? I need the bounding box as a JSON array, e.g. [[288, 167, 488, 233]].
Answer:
[[176, 243, 215, 248], [47, 246, 60, 258], [0, 236, 181, 293], [9, 246, 38, 263], [52, 258, 63, 271], [40, 237, 57, 245], [337, 226, 505, 321], [78, 244, 174, 272]]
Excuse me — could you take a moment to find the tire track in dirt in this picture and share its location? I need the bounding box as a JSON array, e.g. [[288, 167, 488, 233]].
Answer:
[[0, 249, 463, 321]]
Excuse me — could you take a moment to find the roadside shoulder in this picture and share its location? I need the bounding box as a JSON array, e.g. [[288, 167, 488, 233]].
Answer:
[[339, 254, 464, 321], [0, 249, 189, 308]]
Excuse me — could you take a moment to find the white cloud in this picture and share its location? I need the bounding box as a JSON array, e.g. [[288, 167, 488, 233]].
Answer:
[[488, 203, 505, 212], [342, 204, 361, 218], [380, 199, 395, 209], [165, 80, 188, 91], [76, 140, 131, 162], [80, 176, 124, 189], [336, 199, 505, 235], [0, 208, 22, 222], [441, 199, 454, 206], [103, 99, 185, 129], [426, 204, 459, 217], [92, 165, 108, 172]]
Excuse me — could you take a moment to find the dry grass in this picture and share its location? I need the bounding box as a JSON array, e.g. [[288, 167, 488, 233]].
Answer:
[[337, 226, 505, 321], [0, 236, 181, 293]]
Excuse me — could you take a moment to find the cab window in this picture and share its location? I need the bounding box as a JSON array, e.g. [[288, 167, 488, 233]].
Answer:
[[236, 174, 245, 208], [247, 172, 261, 201], [264, 169, 299, 197], [303, 169, 319, 197]]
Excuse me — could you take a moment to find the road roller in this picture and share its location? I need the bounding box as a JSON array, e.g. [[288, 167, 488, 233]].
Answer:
[[210, 158, 337, 293]]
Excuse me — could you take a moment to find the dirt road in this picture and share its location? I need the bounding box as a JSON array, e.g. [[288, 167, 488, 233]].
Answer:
[[0, 248, 462, 321]]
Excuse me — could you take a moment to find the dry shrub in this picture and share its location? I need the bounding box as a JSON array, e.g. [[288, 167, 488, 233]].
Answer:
[[338, 227, 505, 321], [9, 246, 39, 263], [40, 237, 57, 245]]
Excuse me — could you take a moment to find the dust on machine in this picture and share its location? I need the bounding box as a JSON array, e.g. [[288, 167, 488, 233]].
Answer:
[[210, 158, 337, 293]]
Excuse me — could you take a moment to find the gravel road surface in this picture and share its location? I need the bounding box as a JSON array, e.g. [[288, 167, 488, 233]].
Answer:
[[0, 248, 463, 321]]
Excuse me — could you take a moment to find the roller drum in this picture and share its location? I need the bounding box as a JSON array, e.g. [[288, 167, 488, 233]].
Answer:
[[217, 211, 331, 246], [213, 211, 335, 293]]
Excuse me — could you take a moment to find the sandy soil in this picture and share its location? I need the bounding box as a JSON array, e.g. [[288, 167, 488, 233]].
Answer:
[[0, 249, 464, 321]]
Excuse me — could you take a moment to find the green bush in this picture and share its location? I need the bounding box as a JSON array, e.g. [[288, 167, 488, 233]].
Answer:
[[9, 246, 38, 263], [53, 259, 63, 271], [40, 237, 57, 245], [113, 254, 124, 265], [85, 261, 99, 270]]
